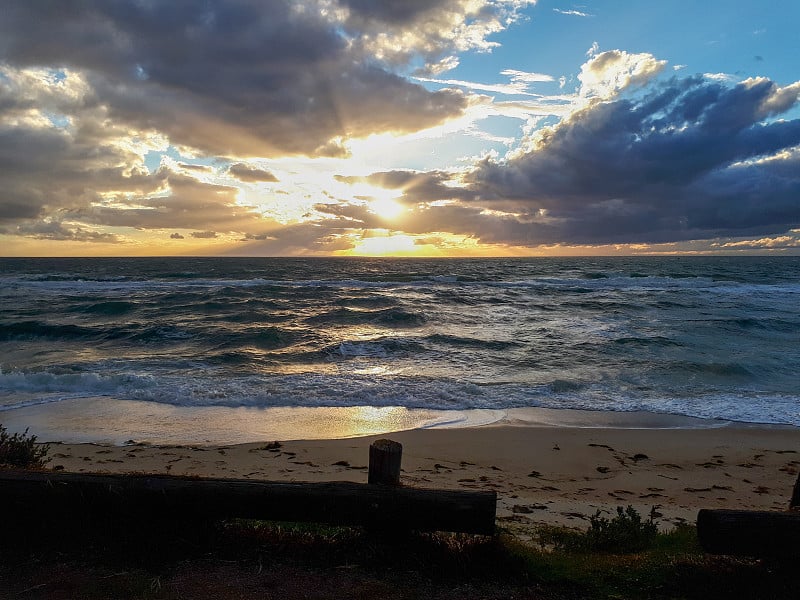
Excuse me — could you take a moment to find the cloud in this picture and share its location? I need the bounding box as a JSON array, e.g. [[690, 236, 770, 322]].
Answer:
[[179, 163, 213, 173], [227, 220, 359, 255], [0, 1, 543, 252], [190, 231, 218, 239], [416, 68, 554, 100], [339, 0, 535, 73], [0, 0, 487, 158], [337, 170, 478, 205], [553, 9, 592, 17], [0, 63, 285, 242], [170, 233, 185, 239], [343, 66, 800, 250], [0, 65, 165, 225], [69, 172, 268, 233], [13, 220, 121, 243], [417, 76, 540, 97], [171, 65, 800, 252], [228, 163, 279, 183], [715, 235, 800, 250], [461, 73, 800, 245], [578, 50, 667, 99]]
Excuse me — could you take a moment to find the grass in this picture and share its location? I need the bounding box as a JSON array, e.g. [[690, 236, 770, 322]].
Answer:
[[2, 516, 797, 599]]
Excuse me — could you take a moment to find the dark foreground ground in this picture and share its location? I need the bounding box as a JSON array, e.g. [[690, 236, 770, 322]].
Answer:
[[1, 518, 798, 600]]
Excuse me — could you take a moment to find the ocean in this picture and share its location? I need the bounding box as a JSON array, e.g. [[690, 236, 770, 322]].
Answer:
[[1, 256, 798, 443]]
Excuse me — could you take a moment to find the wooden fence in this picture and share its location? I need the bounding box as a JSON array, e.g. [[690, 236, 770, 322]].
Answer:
[[697, 472, 800, 557], [0, 439, 496, 536]]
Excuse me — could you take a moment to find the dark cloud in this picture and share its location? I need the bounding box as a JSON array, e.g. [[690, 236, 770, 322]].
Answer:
[[179, 163, 213, 173], [337, 170, 478, 204], [313, 202, 372, 224], [228, 163, 278, 183], [339, 0, 532, 72], [170, 233, 185, 239], [0, 1, 533, 250], [190, 230, 218, 239], [0, 97, 164, 224], [0, 64, 277, 244], [340, 0, 447, 24], [69, 172, 267, 233], [456, 75, 800, 245], [227, 221, 357, 255], [241, 233, 274, 241], [0, 0, 470, 157], [13, 220, 121, 243]]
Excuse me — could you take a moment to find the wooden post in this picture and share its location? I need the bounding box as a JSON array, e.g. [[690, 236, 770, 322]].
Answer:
[[697, 509, 800, 557], [790, 472, 800, 510], [368, 439, 402, 486]]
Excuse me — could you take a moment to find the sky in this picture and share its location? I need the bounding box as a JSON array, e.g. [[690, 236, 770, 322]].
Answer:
[[1, 0, 799, 257]]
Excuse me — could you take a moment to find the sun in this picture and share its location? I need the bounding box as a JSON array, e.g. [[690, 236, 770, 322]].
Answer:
[[369, 196, 405, 220], [351, 234, 418, 256]]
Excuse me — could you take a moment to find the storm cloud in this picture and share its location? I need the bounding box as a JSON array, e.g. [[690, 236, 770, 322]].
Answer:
[[399, 73, 800, 246], [1, 0, 531, 248], [0, 0, 478, 158], [0, 66, 164, 224], [67, 172, 268, 233]]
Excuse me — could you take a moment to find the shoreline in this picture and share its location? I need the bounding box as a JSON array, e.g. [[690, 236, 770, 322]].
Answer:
[[29, 419, 800, 533], [2, 396, 797, 448]]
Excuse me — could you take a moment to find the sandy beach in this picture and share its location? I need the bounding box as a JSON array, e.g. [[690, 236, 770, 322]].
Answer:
[[39, 415, 800, 535]]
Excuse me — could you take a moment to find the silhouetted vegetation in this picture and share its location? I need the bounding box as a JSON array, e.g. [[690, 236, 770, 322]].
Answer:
[[1, 514, 797, 599], [0, 424, 49, 469], [537, 505, 659, 553]]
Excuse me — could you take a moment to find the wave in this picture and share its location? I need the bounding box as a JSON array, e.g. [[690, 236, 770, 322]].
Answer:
[[0, 320, 196, 344], [305, 307, 426, 328], [0, 321, 98, 341], [213, 326, 299, 350], [335, 295, 398, 309], [726, 317, 799, 332], [72, 301, 138, 316], [424, 333, 521, 351], [612, 336, 682, 347], [676, 361, 756, 378], [549, 379, 584, 393], [144, 273, 764, 307], [328, 337, 423, 358], [0, 369, 156, 397], [3, 368, 798, 426]]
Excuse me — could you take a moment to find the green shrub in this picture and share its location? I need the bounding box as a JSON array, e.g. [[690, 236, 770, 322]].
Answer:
[[536, 505, 660, 554], [0, 424, 50, 469], [585, 505, 658, 553]]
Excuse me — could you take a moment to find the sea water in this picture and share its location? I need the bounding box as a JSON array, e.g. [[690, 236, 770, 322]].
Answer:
[[1, 256, 798, 442]]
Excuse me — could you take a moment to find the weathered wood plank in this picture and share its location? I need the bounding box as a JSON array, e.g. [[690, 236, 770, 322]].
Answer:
[[0, 470, 496, 535], [697, 508, 800, 557], [790, 472, 800, 510]]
